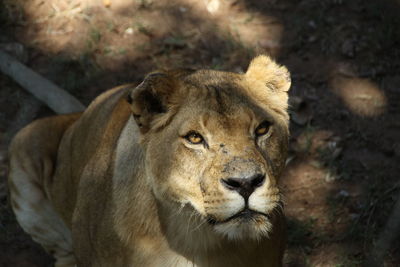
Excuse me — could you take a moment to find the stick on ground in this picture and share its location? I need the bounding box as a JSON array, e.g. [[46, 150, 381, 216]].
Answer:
[[0, 49, 85, 114]]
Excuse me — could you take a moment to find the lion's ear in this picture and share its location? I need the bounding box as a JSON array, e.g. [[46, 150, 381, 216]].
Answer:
[[127, 72, 177, 133], [245, 55, 291, 93]]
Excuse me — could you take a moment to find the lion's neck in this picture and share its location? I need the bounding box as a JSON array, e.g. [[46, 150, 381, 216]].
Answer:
[[112, 116, 162, 240]]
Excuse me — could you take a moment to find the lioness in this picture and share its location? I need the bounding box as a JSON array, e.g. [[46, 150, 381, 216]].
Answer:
[[8, 55, 291, 267]]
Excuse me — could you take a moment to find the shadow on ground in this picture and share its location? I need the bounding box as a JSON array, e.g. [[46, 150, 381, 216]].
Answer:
[[0, 0, 399, 266]]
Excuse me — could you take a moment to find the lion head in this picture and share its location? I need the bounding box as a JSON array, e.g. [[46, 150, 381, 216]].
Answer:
[[128, 55, 291, 241]]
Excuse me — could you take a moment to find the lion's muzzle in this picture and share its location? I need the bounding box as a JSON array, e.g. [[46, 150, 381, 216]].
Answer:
[[220, 156, 267, 201], [220, 173, 265, 201]]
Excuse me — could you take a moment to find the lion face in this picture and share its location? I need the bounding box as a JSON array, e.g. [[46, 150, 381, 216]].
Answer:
[[129, 55, 291, 240]]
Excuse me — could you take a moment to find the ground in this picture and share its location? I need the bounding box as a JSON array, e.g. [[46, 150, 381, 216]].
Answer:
[[0, 0, 399, 266]]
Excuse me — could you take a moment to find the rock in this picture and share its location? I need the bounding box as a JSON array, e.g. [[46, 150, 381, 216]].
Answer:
[[206, 0, 220, 13], [125, 27, 134, 35]]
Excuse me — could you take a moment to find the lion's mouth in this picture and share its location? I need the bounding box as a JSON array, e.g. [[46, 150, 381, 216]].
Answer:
[[207, 208, 271, 225]]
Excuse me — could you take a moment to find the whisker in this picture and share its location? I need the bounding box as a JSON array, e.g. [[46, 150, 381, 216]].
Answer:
[[186, 210, 197, 238], [192, 217, 207, 232]]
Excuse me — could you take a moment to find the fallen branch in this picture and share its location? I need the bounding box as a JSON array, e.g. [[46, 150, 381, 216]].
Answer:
[[0, 49, 85, 114]]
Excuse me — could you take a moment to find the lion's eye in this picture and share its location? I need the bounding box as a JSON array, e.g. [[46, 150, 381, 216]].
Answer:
[[255, 121, 271, 137], [184, 131, 204, 145]]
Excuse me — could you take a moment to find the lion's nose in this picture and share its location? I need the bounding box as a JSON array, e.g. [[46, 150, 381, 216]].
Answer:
[[220, 173, 265, 200]]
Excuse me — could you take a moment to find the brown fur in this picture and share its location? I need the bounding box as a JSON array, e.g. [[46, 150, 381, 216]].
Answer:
[[8, 55, 291, 267]]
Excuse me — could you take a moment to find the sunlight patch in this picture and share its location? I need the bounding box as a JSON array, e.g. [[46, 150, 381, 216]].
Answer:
[[331, 76, 387, 117]]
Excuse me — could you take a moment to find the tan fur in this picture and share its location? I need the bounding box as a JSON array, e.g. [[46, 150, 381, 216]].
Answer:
[[8, 55, 291, 267]]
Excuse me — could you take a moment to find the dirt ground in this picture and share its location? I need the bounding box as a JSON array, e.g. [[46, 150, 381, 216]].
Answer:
[[1, 0, 399, 266]]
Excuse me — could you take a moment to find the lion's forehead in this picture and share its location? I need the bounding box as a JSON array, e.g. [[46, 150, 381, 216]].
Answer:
[[179, 79, 275, 133], [201, 110, 253, 134]]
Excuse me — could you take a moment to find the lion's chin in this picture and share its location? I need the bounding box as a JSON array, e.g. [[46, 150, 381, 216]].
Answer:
[[211, 211, 273, 241]]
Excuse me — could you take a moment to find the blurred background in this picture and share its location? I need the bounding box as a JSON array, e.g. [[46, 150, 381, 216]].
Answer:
[[0, 0, 399, 266]]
